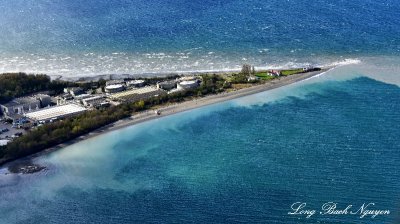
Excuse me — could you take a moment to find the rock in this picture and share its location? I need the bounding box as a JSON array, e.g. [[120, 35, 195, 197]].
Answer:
[[7, 161, 46, 174]]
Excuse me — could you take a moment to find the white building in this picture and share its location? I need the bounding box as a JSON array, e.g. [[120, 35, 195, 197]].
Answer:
[[105, 84, 125, 93], [82, 95, 106, 107], [25, 104, 87, 123], [157, 80, 177, 90], [177, 80, 200, 90], [74, 94, 92, 101], [127, 80, 145, 88]]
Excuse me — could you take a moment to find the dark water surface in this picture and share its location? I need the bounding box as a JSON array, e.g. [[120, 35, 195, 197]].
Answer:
[[0, 0, 399, 76]]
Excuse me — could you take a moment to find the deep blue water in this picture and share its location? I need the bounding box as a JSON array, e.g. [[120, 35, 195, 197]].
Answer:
[[0, 0, 399, 76], [1, 73, 399, 223]]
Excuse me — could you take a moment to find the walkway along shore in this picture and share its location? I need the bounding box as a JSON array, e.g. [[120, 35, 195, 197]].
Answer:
[[1, 68, 331, 170]]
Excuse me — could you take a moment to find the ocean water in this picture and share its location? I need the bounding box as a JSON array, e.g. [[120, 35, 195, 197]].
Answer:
[[0, 0, 399, 76], [0, 64, 400, 223]]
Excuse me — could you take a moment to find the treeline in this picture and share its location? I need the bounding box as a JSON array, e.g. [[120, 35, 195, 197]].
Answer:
[[142, 74, 180, 85], [0, 74, 234, 165], [0, 73, 71, 103]]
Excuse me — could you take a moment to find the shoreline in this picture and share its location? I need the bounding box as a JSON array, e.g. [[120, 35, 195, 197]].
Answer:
[[1, 68, 332, 171]]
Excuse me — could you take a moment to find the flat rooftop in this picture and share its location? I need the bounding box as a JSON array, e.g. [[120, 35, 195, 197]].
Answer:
[[111, 86, 163, 98], [83, 95, 105, 101], [25, 104, 87, 121], [106, 84, 124, 89], [127, 80, 145, 84]]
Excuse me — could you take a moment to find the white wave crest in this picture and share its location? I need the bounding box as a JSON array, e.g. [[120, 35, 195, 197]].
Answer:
[[326, 58, 362, 67]]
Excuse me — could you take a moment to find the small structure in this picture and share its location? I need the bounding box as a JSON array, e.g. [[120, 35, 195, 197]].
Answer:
[[110, 86, 166, 103], [73, 94, 92, 101], [177, 80, 200, 90], [61, 93, 73, 100], [36, 94, 52, 107], [82, 95, 106, 107], [72, 94, 92, 106], [302, 66, 315, 72], [25, 104, 87, 123], [247, 76, 259, 82], [268, 70, 281, 77], [105, 84, 125, 94], [99, 102, 110, 108], [64, 87, 85, 97], [57, 93, 73, 105], [127, 80, 145, 88], [157, 80, 177, 90]]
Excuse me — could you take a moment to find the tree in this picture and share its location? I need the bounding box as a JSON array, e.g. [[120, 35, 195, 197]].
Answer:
[[241, 64, 252, 76], [0, 73, 72, 103], [135, 100, 145, 109]]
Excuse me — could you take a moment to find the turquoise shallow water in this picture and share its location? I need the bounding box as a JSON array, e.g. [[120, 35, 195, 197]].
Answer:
[[0, 64, 399, 223]]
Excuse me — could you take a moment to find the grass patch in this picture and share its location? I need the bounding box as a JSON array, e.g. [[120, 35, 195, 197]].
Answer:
[[281, 69, 304, 76], [255, 72, 276, 80]]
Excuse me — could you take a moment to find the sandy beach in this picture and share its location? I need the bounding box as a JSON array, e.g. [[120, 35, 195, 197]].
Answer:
[[1, 68, 330, 169]]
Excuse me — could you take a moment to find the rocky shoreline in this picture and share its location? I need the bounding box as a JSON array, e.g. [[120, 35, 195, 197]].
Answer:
[[7, 161, 46, 174]]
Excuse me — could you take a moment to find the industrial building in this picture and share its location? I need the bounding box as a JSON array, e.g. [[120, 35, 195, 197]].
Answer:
[[25, 104, 87, 123], [64, 87, 85, 97], [177, 80, 200, 90], [0, 94, 52, 121], [110, 86, 166, 103], [157, 80, 177, 90], [82, 95, 106, 107], [105, 84, 125, 93], [56, 93, 73, 105], [36, 94, 52, 107], [74, 94, 92, 101], [127, 80, 145, 88]]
